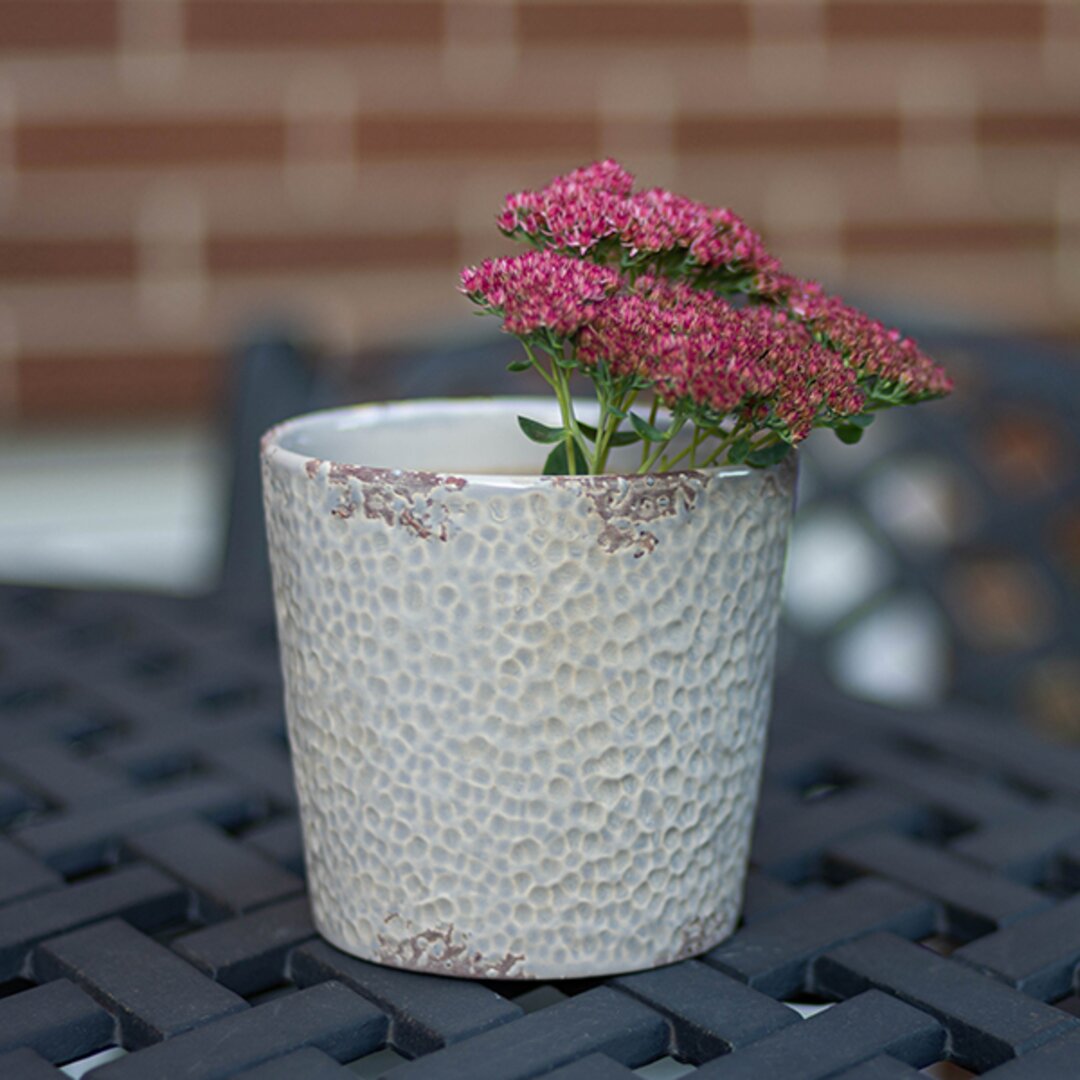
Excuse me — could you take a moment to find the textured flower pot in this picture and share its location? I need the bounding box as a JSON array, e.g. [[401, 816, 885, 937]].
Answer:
[[261, 398, 796, 979]]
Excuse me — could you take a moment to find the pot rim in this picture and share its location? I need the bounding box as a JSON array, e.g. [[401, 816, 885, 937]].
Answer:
[[261, 396, 792, 489]]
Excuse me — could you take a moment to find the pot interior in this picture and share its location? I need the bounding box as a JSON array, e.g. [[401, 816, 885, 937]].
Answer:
[[274, 398, 650, 476]]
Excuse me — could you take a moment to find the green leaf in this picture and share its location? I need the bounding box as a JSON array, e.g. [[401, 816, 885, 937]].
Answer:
[[517, 416, 565, 444], [541, 436, 587, 475], [834, 424, 865, 445], [727, 436, 751, 464], [535, 340, 563, 362], [543, 443, 570, 475], [846, 412, 876, 429], [506, 358, 532, 373], [629, 413, 668, 442], [575, 422, 640, 448], [746, 441, 793, 468]]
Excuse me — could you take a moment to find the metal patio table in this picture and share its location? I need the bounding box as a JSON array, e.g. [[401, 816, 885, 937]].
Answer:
[[1, 582, 1079, 1079]]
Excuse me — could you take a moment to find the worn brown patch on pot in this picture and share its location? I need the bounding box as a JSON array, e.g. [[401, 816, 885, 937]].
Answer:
[[561, 472, 706, 558], [330, 496, 356, 520], [657, 910, 729, 966], [324, 464, 467, 541], [377, 914, 527, 979], [259, 421, 288, 457]]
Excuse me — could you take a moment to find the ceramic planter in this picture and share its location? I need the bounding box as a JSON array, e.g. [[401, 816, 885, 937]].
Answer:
[[261, 398, 796, 979]]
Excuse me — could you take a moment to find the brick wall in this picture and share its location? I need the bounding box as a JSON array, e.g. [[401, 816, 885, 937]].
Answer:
[[1, 0, 1077, 421]]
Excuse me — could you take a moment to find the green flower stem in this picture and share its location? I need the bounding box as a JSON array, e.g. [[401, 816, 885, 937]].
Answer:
[[520, 339, 558, 392], [523, 338, 590, 473], [637, 417, 686, 474], [687, 428, 699, 469], [688, 425, 707, 468], [701, 426, 784, 468], [656, 434, 698, 473], [592, 385, 613, 473], [552, 367, 582, 473], [640, 396, 661, 469], [699, 442, 731, 469], [699, 423, 752, 468], [593, 386, 638, 474], [556, 365, 598, 474]]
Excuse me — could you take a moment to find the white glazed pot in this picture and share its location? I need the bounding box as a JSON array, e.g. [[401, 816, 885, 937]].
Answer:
[[261, 398, 796, 979]]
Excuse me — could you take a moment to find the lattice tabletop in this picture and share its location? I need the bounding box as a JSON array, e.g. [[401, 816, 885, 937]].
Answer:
[[1, 584, 1079, 1079]]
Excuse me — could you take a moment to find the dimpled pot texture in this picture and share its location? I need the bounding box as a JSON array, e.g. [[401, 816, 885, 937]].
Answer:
[[261, 398, 796, 980]]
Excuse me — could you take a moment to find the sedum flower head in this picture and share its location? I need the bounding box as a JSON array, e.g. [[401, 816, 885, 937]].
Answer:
[[463, 159, 952, 472], [781, 278, 953, 401], [497, 159, 634, 256], [577, 277, 864, 442], [460, 249, 621, 338], [499, 162, 782, 283], [625, 190, 781, 279]]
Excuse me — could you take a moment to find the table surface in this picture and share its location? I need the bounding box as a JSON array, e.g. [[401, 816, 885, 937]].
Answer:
[[1, 584, 1079, 1079]]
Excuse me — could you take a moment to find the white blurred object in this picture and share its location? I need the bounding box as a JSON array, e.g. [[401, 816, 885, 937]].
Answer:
[[784, 488, 953, 707], [784, 1000, 834, 1019], [783, 508, 893, 631], [633, 1056, 697, 1078], [831, 594, 951, 707], [863, 455, 966, 549], [0, 424, 222, 594], [61, 1047, 128, 1078]]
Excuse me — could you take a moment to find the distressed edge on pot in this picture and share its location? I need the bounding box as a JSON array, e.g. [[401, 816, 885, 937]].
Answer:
[[261, 396, 795, 560]]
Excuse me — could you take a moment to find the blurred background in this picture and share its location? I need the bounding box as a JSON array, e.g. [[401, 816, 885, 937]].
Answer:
[[1, 0, 1077, 724]]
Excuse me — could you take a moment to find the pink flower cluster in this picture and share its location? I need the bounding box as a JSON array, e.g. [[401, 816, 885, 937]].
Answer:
[[498, 159, 779, 280], [623, 189, 780, 277], [578, 277, 755, 408], [749, 306, 866, 439], [497, 160, 634, 257], [576, 277, 864, 439], [781, 278, 953, 399], [463, 160, 953, 454], [460, 249, 620, 337]]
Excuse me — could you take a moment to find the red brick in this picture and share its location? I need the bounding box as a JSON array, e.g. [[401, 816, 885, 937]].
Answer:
[[184, 1, 442, 48], [840, 249, 1063, 333], [843, 219, 1059, 255], [519, 1, 748, 44], [16, 350, 221, 420], [16, 118, 286, 170], [206, 230, 457, 274], [826, 1, 1044, 40], [0, 0, 117, 51], [355, 114, 599, 159], [979, 113, 1080, 145], [677, 113, 902, 152], [0, 237, 136, 280]]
